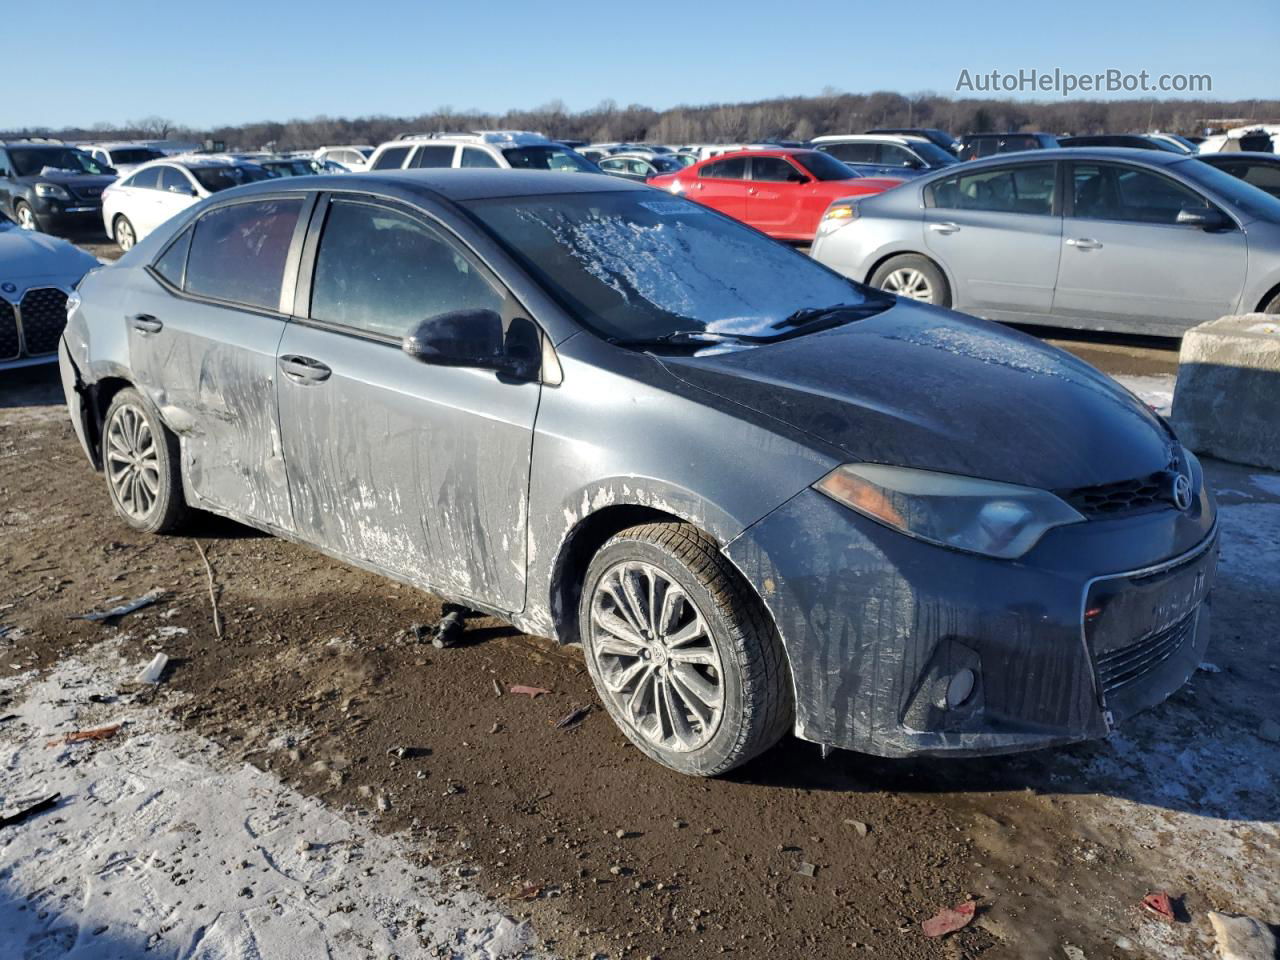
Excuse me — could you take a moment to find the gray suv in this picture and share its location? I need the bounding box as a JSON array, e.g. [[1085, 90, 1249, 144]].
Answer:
[[0, 143, 117, 235], [811, 147, 1280, 336]]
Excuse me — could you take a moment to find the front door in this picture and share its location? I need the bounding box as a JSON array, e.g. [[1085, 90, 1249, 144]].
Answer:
[[125, 196, 306, 532], [1053, 161, 1247, 335], [924, 160, 1063, 317], [745, 156, 809, 236], [275, 196, 540, 612]]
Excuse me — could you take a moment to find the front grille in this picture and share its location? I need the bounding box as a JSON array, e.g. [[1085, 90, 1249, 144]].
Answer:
[[1063, 468, 1174, 518], [1095, 611, 1196, 694], [0, 301, 17, 360], [69, 185, 103, 201], [18, 288, 68, 355]]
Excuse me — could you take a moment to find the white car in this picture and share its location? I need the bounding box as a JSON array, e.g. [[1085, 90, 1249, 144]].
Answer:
[[80, 142, 167, 177], [101, 157, 271, 251], [366, 131, 597, 172], [313, 145, 374, 172], [0, 211, 98, 370]]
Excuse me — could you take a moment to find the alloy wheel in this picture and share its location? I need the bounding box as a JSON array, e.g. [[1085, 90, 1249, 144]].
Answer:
[[16, 205, 35, 230], [588, 560, 725, 752], [881, 267, 935, 302], [115, 218, 135, 251], [105, 403, 160, 521]]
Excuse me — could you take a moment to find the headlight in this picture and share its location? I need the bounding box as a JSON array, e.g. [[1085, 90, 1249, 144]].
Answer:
[[814, 463, 1084, 560], [816, 201, 859, 236], [35, 183, 72, 201], [65, 290, 82, 317]]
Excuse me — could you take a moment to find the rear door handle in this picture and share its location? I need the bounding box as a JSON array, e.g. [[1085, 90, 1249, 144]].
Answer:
[[1066, 237, 1103, 250], [279, 354, 332, 383], [929, 222, 960, 235], [130, 314, 163, 334]]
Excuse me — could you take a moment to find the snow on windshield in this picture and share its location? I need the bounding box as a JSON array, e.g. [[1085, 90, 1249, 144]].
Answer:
[[481, 194, 862, 341]]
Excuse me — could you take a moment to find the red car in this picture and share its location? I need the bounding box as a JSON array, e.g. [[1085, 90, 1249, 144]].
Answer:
[[648, 148, 902, 242]]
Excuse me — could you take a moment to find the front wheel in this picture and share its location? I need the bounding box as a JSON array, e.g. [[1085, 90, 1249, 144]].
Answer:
[[113, 215, 136, 251], [870, 253, 950, 307], [102, 388, 189, 534], [14, 201, 36, 231], [579, 522, 793, 776]]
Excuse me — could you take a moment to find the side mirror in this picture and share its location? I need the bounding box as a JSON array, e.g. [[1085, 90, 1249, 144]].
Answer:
[[402, 309, 538, 380], [1176, 205, 1229, 229]]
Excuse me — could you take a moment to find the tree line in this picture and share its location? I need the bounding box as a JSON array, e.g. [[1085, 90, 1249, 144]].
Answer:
[[6, 92, 1278, 151]]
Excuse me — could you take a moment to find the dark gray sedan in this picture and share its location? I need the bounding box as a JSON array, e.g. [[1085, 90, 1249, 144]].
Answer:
[[60, 170, 1217, 775]]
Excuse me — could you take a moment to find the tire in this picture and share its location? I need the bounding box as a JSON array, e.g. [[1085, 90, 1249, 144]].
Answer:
[[579, 521, 793, 776], [14, 201, 36, 231], [869, 253, 950, 307], [102, 387, 189, 534], [113, 215, 137, 252], [1263, 291, 1280, 314]]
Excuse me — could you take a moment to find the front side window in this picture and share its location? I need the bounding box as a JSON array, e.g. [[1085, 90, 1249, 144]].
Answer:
[[877, 144, 916, 167], [159, 167, 193, 194], [184, 199, 303, 310], [461, 147, 499, 168], [818, 142, 876, 164], [372, 145, 411, 170], [700, 157, 746, 180], [599, 158, 625, 173], [931, 163, 1056, 215], [750, 157, 802, 182], [792, 151, 855, 181], [310, 200, 504, 339], [413, 145, 455, 168], [464, 191, 878, 344], [1072, 163, 1212, 224]]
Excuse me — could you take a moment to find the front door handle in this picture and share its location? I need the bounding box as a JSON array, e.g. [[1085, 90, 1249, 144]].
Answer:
[[279, 354, 332, 383], [747, 187, 758, 196], [130, 314, 163, 334], [929, 221, 960, 235], [1066, 237, 1103, 250]]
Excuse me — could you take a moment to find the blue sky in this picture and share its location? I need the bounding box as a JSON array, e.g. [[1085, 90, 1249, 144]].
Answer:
[[7, 0, 1276, 130]]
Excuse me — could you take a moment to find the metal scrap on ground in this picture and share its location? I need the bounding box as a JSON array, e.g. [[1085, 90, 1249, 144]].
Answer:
[[0, 793, 61, 829], [555, 705, 591, 730]]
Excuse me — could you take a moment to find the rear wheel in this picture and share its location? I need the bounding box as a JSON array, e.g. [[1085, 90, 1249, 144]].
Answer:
[[14, 201, 36, 231], [1263, 290, 1280, 314], [113, 215, 136, 251], [579, 522, 792, 776], [103, 388, 188, 534], [870, 253, 950, 306]]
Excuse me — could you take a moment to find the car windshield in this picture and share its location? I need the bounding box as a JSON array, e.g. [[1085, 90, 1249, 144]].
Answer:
[[110, 148, 164, 165], [1177, 158, 1280, 222], [501, 146, 597, 172], [793, 151, 861, 181], [464, 191, 882, 343], [10, 147, 110, 177], [189, 164, 269, 192], [911, 141, 959, 166]]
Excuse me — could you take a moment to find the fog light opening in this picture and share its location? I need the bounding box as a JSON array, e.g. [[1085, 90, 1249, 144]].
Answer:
[[945, 668, 976, 709]]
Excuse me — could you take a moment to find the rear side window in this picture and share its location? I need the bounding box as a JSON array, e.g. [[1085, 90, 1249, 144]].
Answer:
[[184, 199, 303, 310], [931, 163, 1056, 215], [125, 167, 161, 189], [413, 145, 455, 168], [372, 146, 411, 170], [309, 200, 504, 339], [701, 157, 746, 179], [153, 227, 192, 287]]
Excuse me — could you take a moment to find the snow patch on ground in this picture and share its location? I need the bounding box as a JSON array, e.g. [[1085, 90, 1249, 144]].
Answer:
[[1113, 374, 1175, 417], [0, 640, 539, 960]]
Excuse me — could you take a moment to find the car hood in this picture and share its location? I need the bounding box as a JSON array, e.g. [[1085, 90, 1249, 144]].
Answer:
[[0, 228, 99, 284], [33, 172, 117, 193], [658, 304, 1176, 491]]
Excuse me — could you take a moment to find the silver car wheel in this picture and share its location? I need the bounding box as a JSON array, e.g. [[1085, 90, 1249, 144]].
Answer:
[[588, 560, 725, 753], [881, 267, 935, 302], [106, 403, 160, 521], [115, 217, 136, 251], [16, 205, 35, 230]]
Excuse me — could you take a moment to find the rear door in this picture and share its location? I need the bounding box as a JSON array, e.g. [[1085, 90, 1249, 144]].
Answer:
[[125, 195, 308, 531], [923, 160, 1063, 317], [688, 156, 748, 221], [274, 195, 541, 611], [412, 144, 457, 169], [1052, 161, 1247, 334]]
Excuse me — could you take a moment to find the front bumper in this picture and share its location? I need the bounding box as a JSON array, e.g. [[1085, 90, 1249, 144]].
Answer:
[[32, 198, 104, 235], [726, 487, 1217, 758]]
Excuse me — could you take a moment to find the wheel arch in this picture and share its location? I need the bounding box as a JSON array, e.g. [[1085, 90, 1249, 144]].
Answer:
[[1254, 277, 1280, 313], [81, 375, 138, 469], [863, 249, 954, 305]]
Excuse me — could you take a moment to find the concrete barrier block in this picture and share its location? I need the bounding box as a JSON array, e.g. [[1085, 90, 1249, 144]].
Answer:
[[1171, 313, 1280, 471]]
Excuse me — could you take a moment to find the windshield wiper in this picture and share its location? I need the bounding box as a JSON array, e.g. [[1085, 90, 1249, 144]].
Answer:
[[773, 297, 896, 332], [608, 330, 749, 350]]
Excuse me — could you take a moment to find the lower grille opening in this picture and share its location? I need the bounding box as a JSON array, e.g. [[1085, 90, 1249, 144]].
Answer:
[[1095, 611, 1196, 694]]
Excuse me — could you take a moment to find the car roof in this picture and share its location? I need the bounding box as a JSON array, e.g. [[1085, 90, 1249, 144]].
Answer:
[[698, 147, 813, 160], [932, 146, 1190, 172], [220, 169, 648, 202], [812, 134, 923, 145], [1199, 151, 1280, 161]]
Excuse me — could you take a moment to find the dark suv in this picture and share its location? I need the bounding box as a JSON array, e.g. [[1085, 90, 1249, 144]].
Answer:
[[0, 143, 117, 235], [955, 132, 1059, 161]]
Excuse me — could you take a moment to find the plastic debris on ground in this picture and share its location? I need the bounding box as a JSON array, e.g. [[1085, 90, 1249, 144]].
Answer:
[[136, 652, 169, 685], [509, 685, 551, 699], [1140, 891, 1177, 922], [73, 589, 165, 625], [921, 899, 977, 937]]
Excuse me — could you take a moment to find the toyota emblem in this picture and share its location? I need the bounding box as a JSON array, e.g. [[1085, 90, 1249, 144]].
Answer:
[[1172, 473, 1193, 511]]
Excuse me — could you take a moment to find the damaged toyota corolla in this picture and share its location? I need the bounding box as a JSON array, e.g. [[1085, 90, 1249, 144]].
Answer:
[[59, 170, 1217, 776]]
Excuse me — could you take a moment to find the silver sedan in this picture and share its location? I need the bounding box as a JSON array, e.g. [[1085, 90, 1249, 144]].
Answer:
[[810, 147, 1280, 336]]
